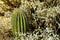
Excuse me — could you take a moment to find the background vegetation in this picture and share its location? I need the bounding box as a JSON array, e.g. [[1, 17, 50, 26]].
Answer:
[[0, 0, 60, 40]]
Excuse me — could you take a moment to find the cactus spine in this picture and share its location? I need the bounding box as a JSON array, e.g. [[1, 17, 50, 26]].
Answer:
[[11, 9, 27, 39]]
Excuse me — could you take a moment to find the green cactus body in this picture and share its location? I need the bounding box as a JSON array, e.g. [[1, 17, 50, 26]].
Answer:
[[11, 9, 27, 39]]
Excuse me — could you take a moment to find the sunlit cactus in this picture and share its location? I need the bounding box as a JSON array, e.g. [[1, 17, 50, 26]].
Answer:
[[11, 9, 27, 39]]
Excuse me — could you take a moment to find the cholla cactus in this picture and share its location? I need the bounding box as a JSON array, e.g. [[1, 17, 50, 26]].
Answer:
[[11, 9, 27, 39]]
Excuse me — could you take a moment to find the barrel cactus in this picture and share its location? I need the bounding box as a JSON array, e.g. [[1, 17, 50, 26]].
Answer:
[[11, 9, 27, 39]]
